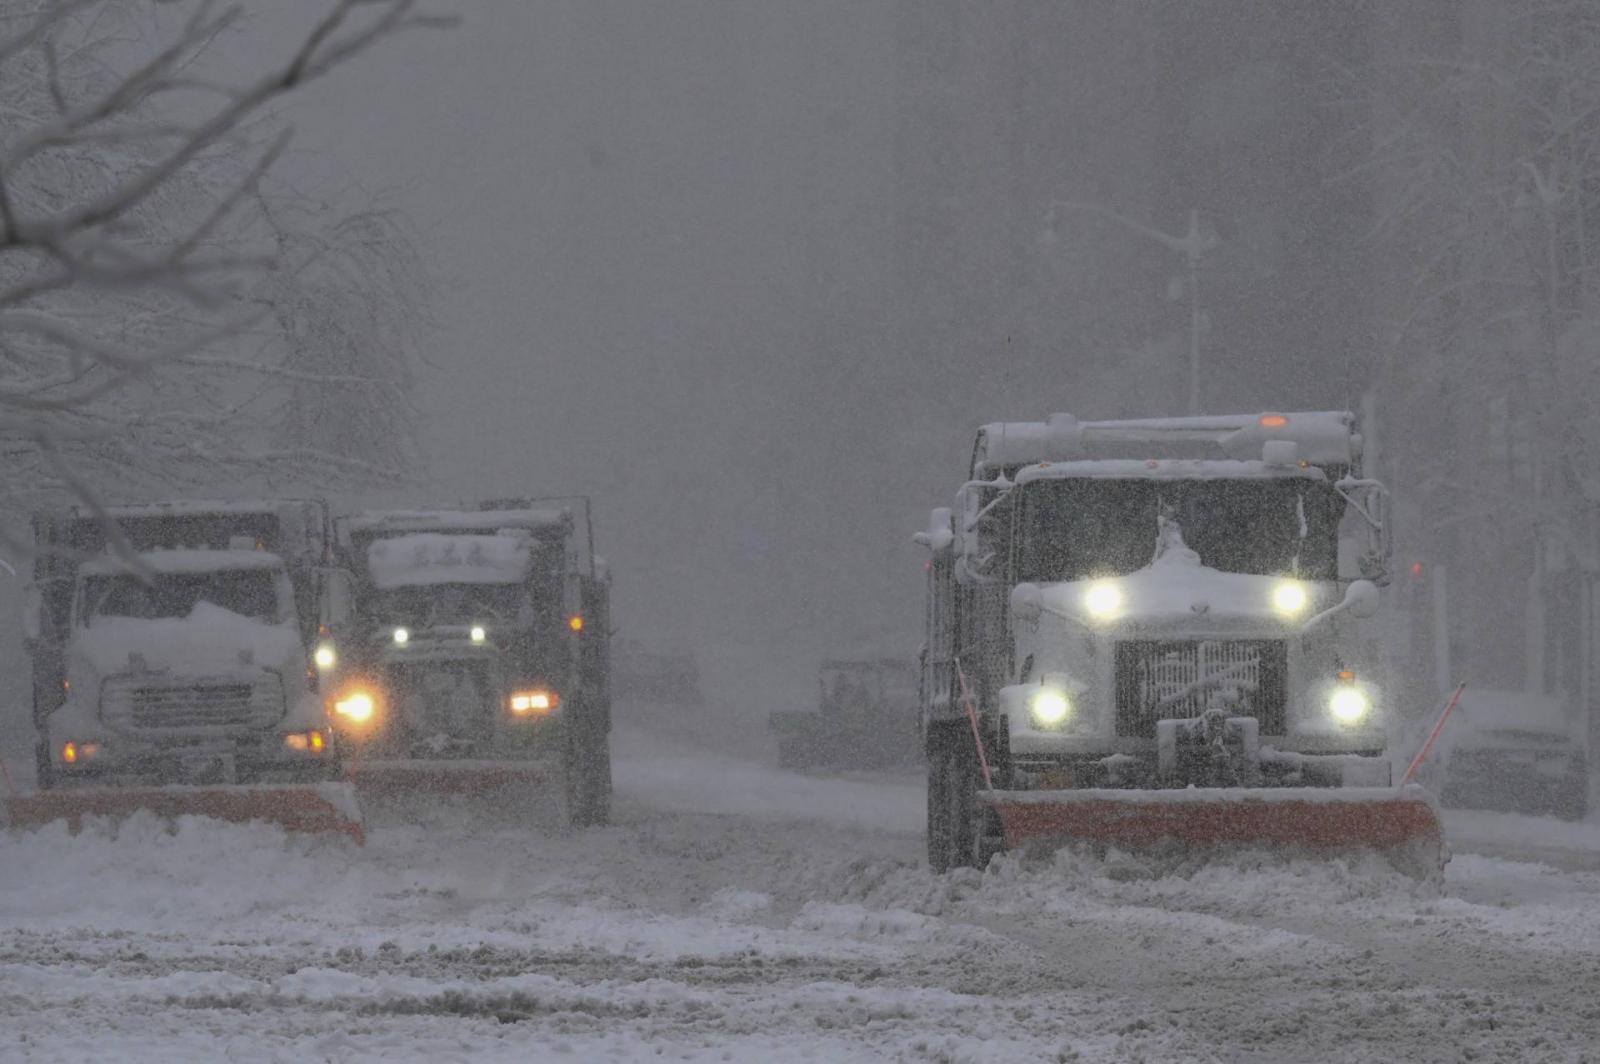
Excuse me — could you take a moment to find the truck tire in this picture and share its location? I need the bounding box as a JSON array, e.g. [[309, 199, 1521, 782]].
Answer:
[[927, 726, 978, 873], [34, 738, 54, 791], [564, 708, 611, 829]]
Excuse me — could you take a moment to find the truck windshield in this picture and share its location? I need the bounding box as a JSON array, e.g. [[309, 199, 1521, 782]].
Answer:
[[1015, 477, 1343, 581], [373, 584, 532, 628], [81, 569, 281, 625]]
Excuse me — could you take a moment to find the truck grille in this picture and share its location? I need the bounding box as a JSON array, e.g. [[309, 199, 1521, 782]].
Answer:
[[1114, 640, 1287, 738], [101, 677, 286, 733]]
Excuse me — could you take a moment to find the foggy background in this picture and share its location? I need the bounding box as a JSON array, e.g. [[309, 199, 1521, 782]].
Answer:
[[3, 3, 1590, 749], [263, 2, 1381, 712]]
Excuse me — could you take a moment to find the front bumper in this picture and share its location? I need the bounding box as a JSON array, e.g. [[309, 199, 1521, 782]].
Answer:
[[48, 733, 335, 785], [45, 684, 333, 784]]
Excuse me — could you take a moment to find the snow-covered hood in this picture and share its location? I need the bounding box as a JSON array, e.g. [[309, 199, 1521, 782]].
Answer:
[[70, 602, 305, 681], [1032, 554, 1328, 632]]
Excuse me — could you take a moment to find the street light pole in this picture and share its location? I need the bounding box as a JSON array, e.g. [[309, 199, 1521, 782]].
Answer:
[[1183, 207, 1202, 418], [1042, 201, 1215, 416]]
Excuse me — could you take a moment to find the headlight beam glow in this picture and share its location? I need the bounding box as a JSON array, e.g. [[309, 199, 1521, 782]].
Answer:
[[334, 691, 375, 723], [1272, 581, 1309, 617], [1029, 688, 1070, 727], [1083, 581, 1123, 620], [1329, 687, 1370, 724]]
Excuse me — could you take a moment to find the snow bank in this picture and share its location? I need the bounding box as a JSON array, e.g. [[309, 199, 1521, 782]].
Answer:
[[1454, 689, 1576, 743], [611, 725, 924, 834]]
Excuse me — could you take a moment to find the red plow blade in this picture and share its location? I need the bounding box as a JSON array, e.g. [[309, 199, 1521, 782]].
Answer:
[[3, 782, 365, 843], [983, 786, 1446, 876]]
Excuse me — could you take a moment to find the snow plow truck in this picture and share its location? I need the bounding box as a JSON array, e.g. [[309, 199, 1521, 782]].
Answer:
[[325, 499, 613, 826], [915, 411, 1445, 876], [7, 500, 363, 841]]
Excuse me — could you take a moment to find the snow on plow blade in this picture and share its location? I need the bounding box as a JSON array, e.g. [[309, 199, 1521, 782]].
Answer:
[[3, 782, 365, 843], [983, 785, 1446, 876], [346, 759, 549, 799]]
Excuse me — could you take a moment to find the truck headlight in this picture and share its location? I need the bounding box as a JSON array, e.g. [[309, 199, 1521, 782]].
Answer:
[[1029, 688, 1071, 726], [313, 644, 336, 670], [334, 691, 375, 723], [284, 730, 328, 752], [510, 689, 559, 715], [1329, 687, 1370, 724], [1083, 581, 1122, 620], [392, 627, 409, 645], [470, 625, 486, 644], [1272, 580, 1309, 617]]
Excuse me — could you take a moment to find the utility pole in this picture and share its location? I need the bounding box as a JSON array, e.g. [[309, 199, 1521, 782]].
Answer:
[[1042, 202, 1216, 415]]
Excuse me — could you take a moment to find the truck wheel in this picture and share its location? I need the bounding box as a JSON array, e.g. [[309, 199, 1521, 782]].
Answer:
[[588, 724, 613, 826], [34, 739, 55, 791], [927, 728, 978, 872], [564, 710, 611, 829]]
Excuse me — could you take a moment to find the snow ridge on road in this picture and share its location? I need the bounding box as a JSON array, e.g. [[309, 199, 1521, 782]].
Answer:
[[3, 726, 1599, 1062]]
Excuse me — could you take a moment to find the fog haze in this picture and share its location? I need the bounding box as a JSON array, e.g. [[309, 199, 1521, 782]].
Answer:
[[250, 3, 1385, 708]]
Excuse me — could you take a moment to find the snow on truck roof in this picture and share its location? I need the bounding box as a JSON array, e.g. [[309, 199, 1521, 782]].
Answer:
[[1011, 459, 1328, 484], [972, 411, 1358, 475], [82, 499, 322, 518], [366, 533, 534, 589], [79, 549, 286, 576], [339, 508, 571, 539]]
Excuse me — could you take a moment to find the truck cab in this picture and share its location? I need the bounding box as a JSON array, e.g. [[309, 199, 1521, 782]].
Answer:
[[919, 412, 1396, 865], [28, 501, 339, 787], [327, 499, 613, 823]]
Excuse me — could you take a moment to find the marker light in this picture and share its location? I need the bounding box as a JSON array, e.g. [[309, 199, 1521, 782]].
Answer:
[[510, 690, 559, 715], [313, 644, 336, 670], [1083, 581, 1123, 619], [1029, 689, 1070, 727], [1329, 687, 1370, 724], [1272, 581, 1309, 617], [334, 691, 375, 723], [470, 625, 487, 644], [284, 730, 326, 752], [61, 742, 78, 764], [568, 615, 584, 633], [392, 627, 409, 645], [1260, 414, 1289, 428]]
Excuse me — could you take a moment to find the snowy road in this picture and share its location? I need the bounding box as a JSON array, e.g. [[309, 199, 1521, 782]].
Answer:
[[4, 728, 1600, 1063]]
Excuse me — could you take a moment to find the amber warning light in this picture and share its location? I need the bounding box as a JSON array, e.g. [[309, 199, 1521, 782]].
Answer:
[[1259, 414, 1289, 428], [568, 615, 584, 633]]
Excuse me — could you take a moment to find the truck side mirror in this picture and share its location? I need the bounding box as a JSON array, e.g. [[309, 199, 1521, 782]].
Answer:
[[1364, 485, 1392, 583], [319, 568, 353, 629], [1010, 582, 1043, 624], [1344, 578, 1380, 620], [21, 583, 42, 645]]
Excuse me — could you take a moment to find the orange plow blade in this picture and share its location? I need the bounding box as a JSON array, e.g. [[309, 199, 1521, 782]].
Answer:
[[983, 785, 1446, 877], [3, 782, 365, 843]]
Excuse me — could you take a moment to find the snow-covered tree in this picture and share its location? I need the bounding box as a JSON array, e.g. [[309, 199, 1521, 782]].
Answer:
[[0, 0, 442, 545], [1364, 2, 1600, 706]]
